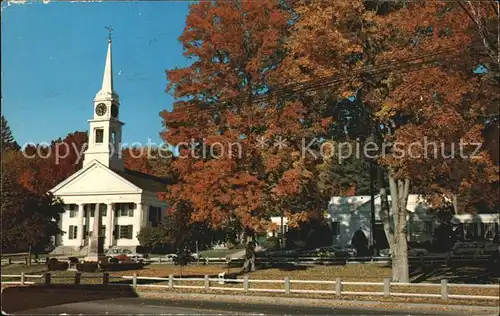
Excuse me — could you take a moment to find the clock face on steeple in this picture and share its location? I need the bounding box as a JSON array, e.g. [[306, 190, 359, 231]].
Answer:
[[95, 103, 107, 116], [111, 103, 119, 118]]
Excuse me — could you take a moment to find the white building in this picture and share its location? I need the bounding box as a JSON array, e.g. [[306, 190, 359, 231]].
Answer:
[[50, 36, 168, 254], [268, 195, 499, 247], [328, 194, 432, 247]]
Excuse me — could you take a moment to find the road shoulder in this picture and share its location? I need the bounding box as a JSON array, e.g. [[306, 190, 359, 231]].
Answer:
[[137, 291, 500, 315]]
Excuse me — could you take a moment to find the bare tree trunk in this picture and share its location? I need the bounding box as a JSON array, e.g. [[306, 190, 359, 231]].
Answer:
[[241, 232, 256, 273], [452, 194, 458, 214], [388, 174, 410, 283]]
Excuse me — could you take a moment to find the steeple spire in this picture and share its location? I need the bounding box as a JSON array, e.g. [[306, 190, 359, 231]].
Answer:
[[94, 26, 119, 102]]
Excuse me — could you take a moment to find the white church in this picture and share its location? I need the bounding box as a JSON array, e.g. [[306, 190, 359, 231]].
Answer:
[[50, 36, 168, 255]]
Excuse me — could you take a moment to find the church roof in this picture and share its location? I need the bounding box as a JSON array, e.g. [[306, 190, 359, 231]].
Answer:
[[116, 168, 170, 192]]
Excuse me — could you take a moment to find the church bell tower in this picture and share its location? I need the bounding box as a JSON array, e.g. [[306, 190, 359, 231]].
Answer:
[[83, 29, 124, 171]]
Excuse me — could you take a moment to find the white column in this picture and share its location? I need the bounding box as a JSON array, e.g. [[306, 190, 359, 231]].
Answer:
[[78, 204, 85, 246], [135, 202, 143, 244], [107, 203, 114, 248]]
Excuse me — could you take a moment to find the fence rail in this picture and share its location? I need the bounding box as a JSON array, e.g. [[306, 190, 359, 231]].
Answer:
[[2, 272, 498, 301], [145, 254, 497, 265], [1, 253, 497, 266]]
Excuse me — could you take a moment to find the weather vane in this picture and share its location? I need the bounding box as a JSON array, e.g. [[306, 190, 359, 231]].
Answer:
[[105, 25, 113, 42]]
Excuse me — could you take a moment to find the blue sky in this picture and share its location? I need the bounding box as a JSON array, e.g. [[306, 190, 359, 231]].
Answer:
[[1, 1, 191, 147]]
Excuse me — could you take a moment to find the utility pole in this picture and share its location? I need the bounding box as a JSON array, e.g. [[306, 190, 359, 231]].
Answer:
[[368, 133, 377, 256], [280, 210, 284, 249], [369, 158, 377, 255]]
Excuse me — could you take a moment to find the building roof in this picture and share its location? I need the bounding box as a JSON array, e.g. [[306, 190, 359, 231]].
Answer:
[[115, 168, 170, 193]]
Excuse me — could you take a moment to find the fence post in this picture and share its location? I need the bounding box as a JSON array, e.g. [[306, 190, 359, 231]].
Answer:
[[158, 257, 162, 264], [132, 273, 137, 289], [383, 278, 391, 297], [204, 275, 210, 290], [8, 258, 11, 265], [335, 278, 342, 296], [44, 272, 51, 285], [284, 277, 291, 295], [20, 272, 25, 285], [243, 275, 249, 293], [440, 279, 448, 300], [103, 272, 109, 286], [168, 274, 173, 289], [75, 272, 81, 285]]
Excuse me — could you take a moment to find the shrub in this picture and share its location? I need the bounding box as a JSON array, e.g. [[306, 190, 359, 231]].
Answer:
[[109, 257, 119, 264], [47, 258, 69, 271], [76, 262, 98, 273]]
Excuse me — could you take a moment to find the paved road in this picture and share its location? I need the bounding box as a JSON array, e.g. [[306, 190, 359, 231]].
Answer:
[[11, 297, 454, 315]]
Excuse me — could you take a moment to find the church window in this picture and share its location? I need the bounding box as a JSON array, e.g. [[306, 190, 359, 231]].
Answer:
[[149, 206, 162, 227], [69, 204, 77, 218], [118, 225, 133, 239], [115, 203, 134, 217], [68, 226, 78, 239], [95, 128, 104, 143]]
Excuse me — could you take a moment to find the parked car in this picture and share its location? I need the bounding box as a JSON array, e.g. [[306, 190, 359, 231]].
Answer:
[[451, 241, 499, 256], [408, 246, 428, 257], [379, 246, 428, 257], [315, 245, 357, 258], [163, 253, 178, 262], [191, 253, 204, 261], [105, 248, 146, 261]]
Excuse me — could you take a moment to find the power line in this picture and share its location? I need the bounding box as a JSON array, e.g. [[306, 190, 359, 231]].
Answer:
[[164, 38, 482, 122], [169, 35, 487, 117]]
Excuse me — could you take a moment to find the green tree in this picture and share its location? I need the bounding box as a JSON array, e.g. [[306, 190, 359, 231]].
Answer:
[[1, 151, 64, 262], [1, 115, 20, 152], [137, 203, 214, 254]]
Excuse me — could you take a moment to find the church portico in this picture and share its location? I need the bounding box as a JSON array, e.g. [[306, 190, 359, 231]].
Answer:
[[49, 33, 169, 255], [56, 193, 167, 249]]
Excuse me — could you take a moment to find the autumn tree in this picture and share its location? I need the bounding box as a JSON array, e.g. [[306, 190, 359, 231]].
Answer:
[[19, 131, 88, 194], [160, 1, 338, 270], [276, 0, 498, 282], [1, 115, 20, 152]]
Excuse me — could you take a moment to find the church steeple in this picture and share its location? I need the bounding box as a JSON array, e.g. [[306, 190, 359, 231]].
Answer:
[[94, 26, 119, 103], [83, 28, 124, 172]]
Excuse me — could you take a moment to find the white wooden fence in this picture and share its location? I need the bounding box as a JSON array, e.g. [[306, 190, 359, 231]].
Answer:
[[2, 272, 498, 301]]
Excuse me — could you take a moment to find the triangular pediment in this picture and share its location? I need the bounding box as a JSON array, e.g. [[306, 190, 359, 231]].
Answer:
[[50, 160, 142, 196]]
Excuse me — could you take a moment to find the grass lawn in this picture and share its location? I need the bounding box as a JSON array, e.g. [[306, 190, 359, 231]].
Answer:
[[2, 263, 47, 275], [2, 262, 498, 307]]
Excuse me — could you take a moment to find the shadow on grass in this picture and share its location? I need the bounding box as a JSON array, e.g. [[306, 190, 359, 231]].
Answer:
[[1, 284, 138, 314], [409, 260, 500, 284]]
